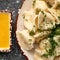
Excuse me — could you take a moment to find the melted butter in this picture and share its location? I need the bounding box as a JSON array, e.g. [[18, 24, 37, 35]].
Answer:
[[0, 12, 10, 49]]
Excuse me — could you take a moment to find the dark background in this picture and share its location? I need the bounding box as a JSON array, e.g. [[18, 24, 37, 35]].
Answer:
[[0, 0, 27, 60]]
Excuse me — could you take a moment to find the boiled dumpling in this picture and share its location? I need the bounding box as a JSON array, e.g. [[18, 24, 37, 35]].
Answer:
[[38, 11, 55, 30], [34, 31, 51, 43], [33, 0, 48, 10], [34, 38, 54, 60], [23, 9, 38, 31], [36, 38, 51, 56], [16, 30, 35, 50], [47, 8, 60, 24]]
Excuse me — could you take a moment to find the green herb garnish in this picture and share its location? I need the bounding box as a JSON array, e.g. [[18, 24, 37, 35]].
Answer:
[[43, 14, 46, 22], [41, 11, 46, 21], [29, 30, 35, 36], [58, 16, 60, 20], [33, 25, 35, 27], [29, 39, 32, 41], [58, 4, 60, 8], [22, 14, 25, 19], [48, 25, 59, 56], [49, 24, 60, 37], [48, 38, 58, 56], [54, 24, 60, 35], [32, 0, 36, 6], [42, 54, 48, 58], [41, 11, 44, 14], [55, 28, 60, 35], [37, 28, 41, 32], [25, 19, 28, 21], [36, 8, 41, 15]]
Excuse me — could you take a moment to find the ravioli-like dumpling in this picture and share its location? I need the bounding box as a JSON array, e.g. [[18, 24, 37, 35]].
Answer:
[[23, 9, 38, 31], [38, 11, 55, 30], [36, 38, 51, 56], [48, 8, 60, 24], [33, 0, 48, 10], [16, 30, 35, 50], [34, 31, 51, 43], [34, 38, 54, 60]]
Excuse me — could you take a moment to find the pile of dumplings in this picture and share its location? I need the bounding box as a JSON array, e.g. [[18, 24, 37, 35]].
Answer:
[[17, 0, 60, 60]]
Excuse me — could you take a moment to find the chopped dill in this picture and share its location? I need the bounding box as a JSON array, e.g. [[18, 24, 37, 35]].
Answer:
[[32, 0, 36, 6], [29, 30, 35, 36]]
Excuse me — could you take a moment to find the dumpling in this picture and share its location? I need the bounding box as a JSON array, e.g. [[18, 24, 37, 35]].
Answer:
[[47, 8, 60, 24], [23, 9, 38, 31], [36, 38, 51, 56], [34, 31, 51, 43], [38, 11, 55, 30], [33, 0, 48, 10], [16, 30, 35, 50]]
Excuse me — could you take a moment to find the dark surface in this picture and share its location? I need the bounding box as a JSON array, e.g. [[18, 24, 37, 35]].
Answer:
[[0, 0, 27, 60]]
